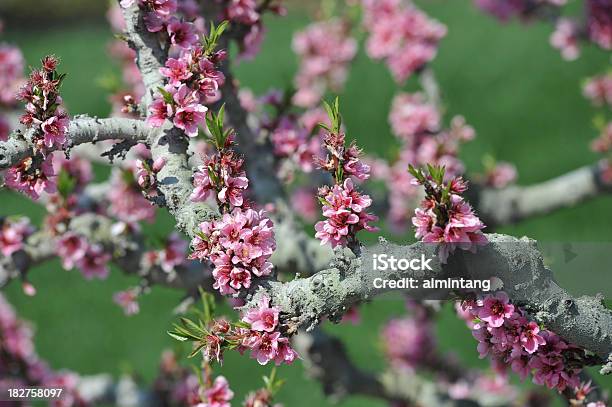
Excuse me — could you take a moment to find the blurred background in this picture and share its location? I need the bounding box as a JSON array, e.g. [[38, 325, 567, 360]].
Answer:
[[0, 0, 611, 406]]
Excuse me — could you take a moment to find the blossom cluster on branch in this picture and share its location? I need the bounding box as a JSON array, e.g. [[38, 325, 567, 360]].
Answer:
[[410, 165, 487, 262], [292, 20, 357, 107], [189, 110, 276, 294], [169, 293, 297, 367], [313, 99, 378, 249], [4, 57, 70, 199], [362, 0, 446, 83], [0, 32, 24, 142], [456, 292, 607, 406]]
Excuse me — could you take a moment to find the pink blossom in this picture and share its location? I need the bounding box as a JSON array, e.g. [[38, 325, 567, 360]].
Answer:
[[520, 321, 546, 354], [5, 156, 57, 200], [113, 289, 140, 315], [190, 165, 214, 202], [290, 187, 319, 222], [226, 0, 259, 25], [0, 218, 32, 257], [0, 44, 25, 105], [292, 20, 357, 107], [218, 175, 249, 207], [583, 73, 612, 107], [159, 233, 187, 272], [192, 208, 276, 294], [587, 0, 612, 50], [274, 336, 298, 365], [148, 96, 174, 127], [383, 316, 435, 370], [172, 85, 207, 136], [76, 244, 111, 280], [56, 232, 87, 269], [362, 0, 446, 82], [160, 57, 193, 86], [202, 376, 234, 407], [411, 171, 486, 262], [315, 170, 378, 248], [550, 18, 580, 60], [246, 331, 281, 365], [389, 92, 440, 140], [167, 19, 199, 49], [242, 296, 279, 332], [486, 162, 517, 188], [228, 266, 251, 289], [478, 292, 514, 328]]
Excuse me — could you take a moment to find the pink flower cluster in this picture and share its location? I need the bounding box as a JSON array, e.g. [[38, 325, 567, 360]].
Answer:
[[389, 92, 440, 141], [121, 0, 196, 41], [362, 0, 446, 83], [550, 18, 581, 60], [292, 20, 357, 107], [200, 375, 234, 407], [314, 126, 378, 248], [411, 169, 487, 262], [17, 56, 69, 152], [135, 156, 166, 194], [382, 315, 435, 371], [149, 49, 226, 136], [5, 155, 57, 200], [0, 43, 24, 106], [190, 147, 249, 208], [390, 96, 472, 177], [198, 297, 297, 366], [482, 161, 517, 189], [587, 0, 612, 50], [0, 217, 33, 257], [590, 122, 612, 154], [243, 388, 283, 407], [239, 296, 298, 365], [223, 0, 285, 60], [270, 118, 322, 175], [583, 73, 612, 108], [113, 288, 140, 316], [143, 232, 189, 273], [190, 208, 275, 294], [457, 292, 585, 393], [315, 178, 378, 248], [0, 293, 88, 406], [56, 232, 112, 280], [290, 187, 319, 222], [380, 97, 475, 233]]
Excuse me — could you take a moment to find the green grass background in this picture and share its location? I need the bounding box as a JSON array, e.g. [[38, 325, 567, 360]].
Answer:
[[1, 0, 611, 405]]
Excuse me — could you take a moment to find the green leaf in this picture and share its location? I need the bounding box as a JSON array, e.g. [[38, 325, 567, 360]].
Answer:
[[317, 196, 332, 207], [199, 288, 216, 325], [157, 86, 174, 105], [170, 324, 202, 341], [180, 317, 206, 335], [167, 330, 190, 342], [233, 320, 251, 329], [188, 342, 206, 358]]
